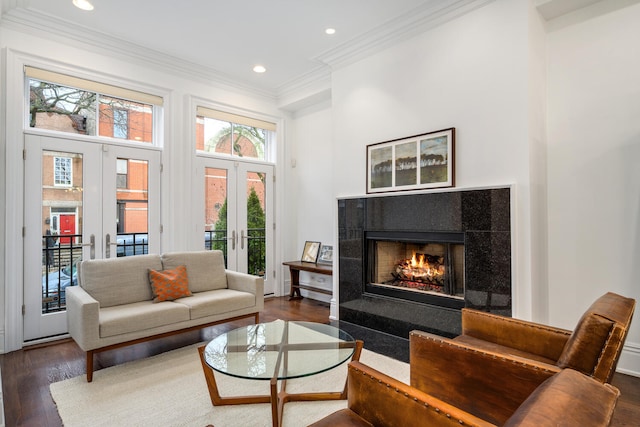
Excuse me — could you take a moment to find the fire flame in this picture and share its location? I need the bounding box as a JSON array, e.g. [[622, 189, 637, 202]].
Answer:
[[401, 252, 444, 281]]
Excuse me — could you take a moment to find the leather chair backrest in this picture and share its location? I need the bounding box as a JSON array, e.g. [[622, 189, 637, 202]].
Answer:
[[557, 292, 635, 383]]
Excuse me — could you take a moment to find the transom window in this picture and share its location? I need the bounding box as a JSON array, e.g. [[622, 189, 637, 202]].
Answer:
[[196, 106, 275, 161], [111, 107, 129, 139], [26, 66, 162, 145]]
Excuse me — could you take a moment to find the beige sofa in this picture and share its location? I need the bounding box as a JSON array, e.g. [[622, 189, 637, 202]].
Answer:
[[66, 250, 264, 381]]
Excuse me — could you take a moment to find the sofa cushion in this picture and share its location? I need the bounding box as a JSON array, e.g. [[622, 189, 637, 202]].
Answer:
[[161, 251, 227, 292], [557, 312, 614, 375], [148, 265, 192, 302], [99, 300, 190, 338], [79, 254, 162, 307], [172, 289, 255, 320]]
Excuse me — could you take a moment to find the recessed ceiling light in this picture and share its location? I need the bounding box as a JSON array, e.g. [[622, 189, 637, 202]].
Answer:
[[253, 65, 266, 73], [73, 0, 94, 11], [325, 28, 336, 35]]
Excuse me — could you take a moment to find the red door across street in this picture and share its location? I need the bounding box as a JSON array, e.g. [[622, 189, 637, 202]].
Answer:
[[59, 214, 76, 244]]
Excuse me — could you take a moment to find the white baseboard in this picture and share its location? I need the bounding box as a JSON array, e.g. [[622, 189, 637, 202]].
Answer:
[[617, 340, 640, 378]]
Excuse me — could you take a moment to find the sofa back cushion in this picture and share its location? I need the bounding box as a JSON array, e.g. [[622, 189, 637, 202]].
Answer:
[[78, 254, 162, 307], [161, 251, 227, 293]]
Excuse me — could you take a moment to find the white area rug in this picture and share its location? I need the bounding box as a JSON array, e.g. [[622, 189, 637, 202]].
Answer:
[[50, 343, 409, 427]]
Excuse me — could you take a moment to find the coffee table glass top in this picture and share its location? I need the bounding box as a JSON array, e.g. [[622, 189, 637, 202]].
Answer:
[[202, 320, 356, 380]]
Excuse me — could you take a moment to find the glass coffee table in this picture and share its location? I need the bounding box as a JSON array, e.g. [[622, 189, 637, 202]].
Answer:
[[198, 320, 363, 427]]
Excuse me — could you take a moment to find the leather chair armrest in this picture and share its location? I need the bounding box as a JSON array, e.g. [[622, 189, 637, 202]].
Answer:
[[504, 369, 620, 427], [461, 308, 571, 361], [66, 285, 100, 351], [344, 361, 495, 427], [410, 330, 560, 426]]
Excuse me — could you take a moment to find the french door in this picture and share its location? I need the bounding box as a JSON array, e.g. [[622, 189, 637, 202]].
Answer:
[[198, 157, 274, 295], [23, 134, 161, 340]]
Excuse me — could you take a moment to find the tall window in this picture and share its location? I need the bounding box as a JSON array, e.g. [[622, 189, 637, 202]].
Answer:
[[26, 66, 162, 145], [53, 157, 72, 186], [195, 106, 275, 161]]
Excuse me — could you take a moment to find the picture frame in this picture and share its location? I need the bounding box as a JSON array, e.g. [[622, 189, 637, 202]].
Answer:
[[367, 128, 455, 194], [301, 241, 321, 263], [317, 245, 333, 265]]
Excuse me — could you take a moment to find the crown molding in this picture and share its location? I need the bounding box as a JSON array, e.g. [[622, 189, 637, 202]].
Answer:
[[314, 0, 495, 70], [276, 65, 332, 110], [0, 7, 278, 102]]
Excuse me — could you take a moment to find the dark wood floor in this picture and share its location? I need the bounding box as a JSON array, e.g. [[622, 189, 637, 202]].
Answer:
[[1, 297, 639, 426]]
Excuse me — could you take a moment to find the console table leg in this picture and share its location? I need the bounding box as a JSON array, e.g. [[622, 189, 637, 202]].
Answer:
[[288, 267, 303, 300]]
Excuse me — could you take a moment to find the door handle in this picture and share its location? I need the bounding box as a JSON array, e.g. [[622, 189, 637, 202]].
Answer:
[[229, 230, 236, 250], [105, 233, 118, 258], [241, 230, 246, 250], [80, 234, 95, 259]]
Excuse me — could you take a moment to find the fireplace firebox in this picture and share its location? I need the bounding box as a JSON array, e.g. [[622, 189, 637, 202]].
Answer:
[[365, 231, 465, 309]]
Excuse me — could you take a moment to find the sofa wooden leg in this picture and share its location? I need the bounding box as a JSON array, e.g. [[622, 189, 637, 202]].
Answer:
[[86, 351, 94, 382]]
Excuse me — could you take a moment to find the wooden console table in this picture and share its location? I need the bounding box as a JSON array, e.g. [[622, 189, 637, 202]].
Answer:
[[283, 261, 333, 300]]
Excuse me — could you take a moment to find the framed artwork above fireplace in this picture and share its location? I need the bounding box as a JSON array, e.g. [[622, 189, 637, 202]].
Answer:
[[367, 127, 455, 193]]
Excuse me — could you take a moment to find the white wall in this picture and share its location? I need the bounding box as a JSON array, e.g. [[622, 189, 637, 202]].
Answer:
[[547, 3, 640, 374], [330, 0, 541, 319], [284, 103, 334, 300]]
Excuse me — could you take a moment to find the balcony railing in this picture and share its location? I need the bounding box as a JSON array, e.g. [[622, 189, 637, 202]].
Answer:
[[42, 233, 83, 313], [204, 228, 266, 277], [41, 232, 148, 313]]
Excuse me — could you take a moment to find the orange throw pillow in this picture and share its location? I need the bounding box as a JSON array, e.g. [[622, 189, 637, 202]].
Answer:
[[148, 265, 192, 302]]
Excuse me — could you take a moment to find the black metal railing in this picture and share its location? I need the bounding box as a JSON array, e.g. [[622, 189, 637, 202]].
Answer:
[[42, 233, 83, 313], [116, 232, 149, 257], [204, 228, 266, 277], [247, 228, 266, 277]]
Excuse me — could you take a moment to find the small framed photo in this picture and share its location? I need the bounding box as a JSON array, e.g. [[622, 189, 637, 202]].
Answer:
[[367, 127, 455, 193], [318, 245, 333, 265], [301, 241, 321, 263]]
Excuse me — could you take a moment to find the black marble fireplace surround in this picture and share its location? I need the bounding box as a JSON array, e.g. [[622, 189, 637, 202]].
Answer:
[[338, 187, 512, 339]]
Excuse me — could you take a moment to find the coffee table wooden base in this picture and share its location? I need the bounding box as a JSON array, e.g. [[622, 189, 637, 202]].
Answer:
[[198, 340, 364, 427]]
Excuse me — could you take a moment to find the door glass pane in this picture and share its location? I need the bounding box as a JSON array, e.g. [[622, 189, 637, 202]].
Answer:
[[116, 158, 149, 257], [42, 150, 83, 313], [205, 167, 228, 261], [246, 171, 266, 277]]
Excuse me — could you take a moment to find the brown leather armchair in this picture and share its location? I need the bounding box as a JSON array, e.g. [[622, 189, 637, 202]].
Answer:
[[409, 292, 635, 425], [309, 361, 619, 427]]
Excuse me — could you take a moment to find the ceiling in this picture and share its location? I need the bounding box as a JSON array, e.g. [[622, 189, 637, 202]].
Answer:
[[0, 0, 620, 100]]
